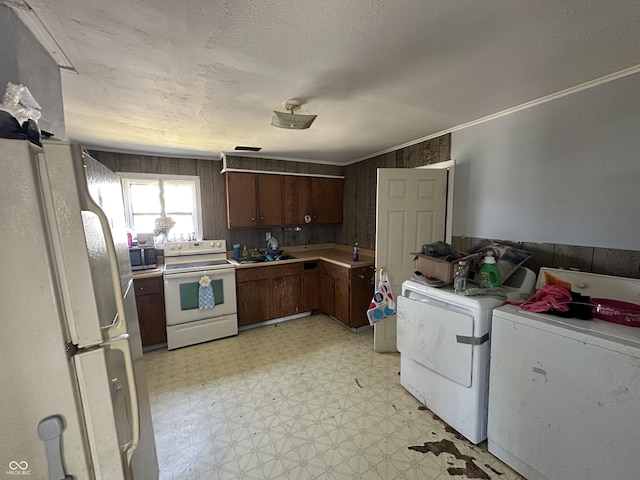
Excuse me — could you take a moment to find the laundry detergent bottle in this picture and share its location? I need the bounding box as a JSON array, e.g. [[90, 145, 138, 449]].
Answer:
[[478, 253, 501, 288]]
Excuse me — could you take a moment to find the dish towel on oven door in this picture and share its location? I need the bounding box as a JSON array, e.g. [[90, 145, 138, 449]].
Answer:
[[198, 275, 215, 309]]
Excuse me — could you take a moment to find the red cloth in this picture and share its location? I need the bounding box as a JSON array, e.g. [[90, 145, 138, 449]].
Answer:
[[504, 284, 572, 313]]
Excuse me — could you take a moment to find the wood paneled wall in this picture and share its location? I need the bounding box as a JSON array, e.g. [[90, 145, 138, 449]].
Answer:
[[452, 236, 640, 279], [90, 139, 638, 279], [342, 134, 452, 250], [89, 151, 228, 243], [90, 151, 345, 251]]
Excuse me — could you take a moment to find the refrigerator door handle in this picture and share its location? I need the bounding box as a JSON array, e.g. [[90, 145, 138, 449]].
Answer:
[[104, 334, 140, 468], [73, 157, 128, 339]]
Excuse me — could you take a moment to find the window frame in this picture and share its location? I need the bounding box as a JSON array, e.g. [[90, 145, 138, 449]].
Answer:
[[118, 172, 204, 240]]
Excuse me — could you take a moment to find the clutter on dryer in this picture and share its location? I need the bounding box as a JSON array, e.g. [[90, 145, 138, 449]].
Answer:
[[453, 260, 470, 293], [465, 239, 532, 285], [412, 241, 475, 284], [478, 253, 501, 287]]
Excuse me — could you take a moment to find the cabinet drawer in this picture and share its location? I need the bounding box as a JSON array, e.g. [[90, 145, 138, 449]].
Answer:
[[133, 277, 162, 296], [321, 261, 350, 281], [236, 263, 302, 282]]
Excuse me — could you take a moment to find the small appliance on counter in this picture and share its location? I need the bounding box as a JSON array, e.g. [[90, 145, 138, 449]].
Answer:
[[129, 246, 157, 271]]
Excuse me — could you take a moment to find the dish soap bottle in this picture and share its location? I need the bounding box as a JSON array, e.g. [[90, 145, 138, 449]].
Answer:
[[353, 242, 359, 261], [453, 260, 469, 294], [478, 253, 501, 288]]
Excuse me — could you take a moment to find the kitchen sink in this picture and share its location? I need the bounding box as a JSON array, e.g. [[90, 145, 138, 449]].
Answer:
[[238, 253, 296, 264]]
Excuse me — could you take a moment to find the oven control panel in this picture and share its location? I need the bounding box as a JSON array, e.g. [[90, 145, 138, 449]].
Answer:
[[164, 240, 227, 256]]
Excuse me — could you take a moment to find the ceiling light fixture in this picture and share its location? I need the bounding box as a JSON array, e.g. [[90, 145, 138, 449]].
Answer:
[[271, 99, 317, 130]]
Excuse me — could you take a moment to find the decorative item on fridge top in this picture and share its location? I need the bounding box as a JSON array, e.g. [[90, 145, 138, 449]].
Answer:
[[367, 270, 395, 325], [0, 82, 46, 146]]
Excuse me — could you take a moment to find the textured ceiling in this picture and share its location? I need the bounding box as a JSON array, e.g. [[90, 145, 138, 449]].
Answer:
[[18, 0, 640, 164]]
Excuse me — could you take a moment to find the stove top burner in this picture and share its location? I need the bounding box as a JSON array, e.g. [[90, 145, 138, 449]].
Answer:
[[164, 258, 233, 273]]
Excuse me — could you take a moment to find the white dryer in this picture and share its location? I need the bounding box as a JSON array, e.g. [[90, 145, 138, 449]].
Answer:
[[397, 266, 536, 444]]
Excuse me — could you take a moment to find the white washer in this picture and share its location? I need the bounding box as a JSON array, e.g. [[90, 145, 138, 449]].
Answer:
[[488, 268, 640, 480], [397, 266, 536, 444]]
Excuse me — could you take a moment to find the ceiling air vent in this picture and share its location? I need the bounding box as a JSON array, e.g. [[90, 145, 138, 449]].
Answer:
[[234, 146, 262, 152]]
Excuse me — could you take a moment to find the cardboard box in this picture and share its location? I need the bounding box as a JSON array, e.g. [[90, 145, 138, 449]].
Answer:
[[412, 253, 477, 284]]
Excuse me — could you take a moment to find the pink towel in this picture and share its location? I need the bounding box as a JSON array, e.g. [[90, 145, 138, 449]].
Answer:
[[504, 284, 573, 313]]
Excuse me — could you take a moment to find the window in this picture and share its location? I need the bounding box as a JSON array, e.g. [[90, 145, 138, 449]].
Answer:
[[120, 173, 203, 240]]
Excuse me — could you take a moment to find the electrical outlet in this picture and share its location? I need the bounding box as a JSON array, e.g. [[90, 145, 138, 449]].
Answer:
[[266, 232, 271, 241]]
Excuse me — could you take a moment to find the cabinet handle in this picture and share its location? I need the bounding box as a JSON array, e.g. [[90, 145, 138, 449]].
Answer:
[[251, 217, 255, 221], [261, 216, 264, 220]]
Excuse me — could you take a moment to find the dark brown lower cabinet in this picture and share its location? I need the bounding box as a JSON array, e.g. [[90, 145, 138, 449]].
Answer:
[[320, 261, 375, 329], [235, 260, 374, 330], [236, 264, 303, 327], [302, 261, 320, 311], [236, 277, 271, 327], [133, 276, 167, 348]]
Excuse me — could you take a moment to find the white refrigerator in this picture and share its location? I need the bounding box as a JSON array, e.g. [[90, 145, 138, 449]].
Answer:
[[0, 139, 159, 479]]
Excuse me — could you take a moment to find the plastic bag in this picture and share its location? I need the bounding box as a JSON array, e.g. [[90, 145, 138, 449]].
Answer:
[[367, 270, 396, 325], [0, 82, 41, 125]]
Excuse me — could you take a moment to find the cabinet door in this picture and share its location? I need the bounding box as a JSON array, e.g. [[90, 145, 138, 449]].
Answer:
[[310, 177, 343, 224], [334, 277, 350, 326], [133, 277, 167, 347], [236, 278, 270, 326], [226, 172, 257, 228], [302, 266, 320, 312], [349, 266, 375, 328], [283, 176, 311, 225], [257, 174, 283, 226], [273, 273, 302, 318], [320, 267, 335, 317]]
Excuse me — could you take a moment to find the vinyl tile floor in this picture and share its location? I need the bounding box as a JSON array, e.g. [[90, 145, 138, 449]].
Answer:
[[143, 314, 525, 480]]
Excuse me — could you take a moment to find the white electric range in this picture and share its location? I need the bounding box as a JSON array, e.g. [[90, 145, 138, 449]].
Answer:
[[163, 240, 237, 350]]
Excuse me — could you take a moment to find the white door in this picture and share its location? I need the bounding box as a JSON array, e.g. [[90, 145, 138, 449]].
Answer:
[[373, 167, 448, 352]]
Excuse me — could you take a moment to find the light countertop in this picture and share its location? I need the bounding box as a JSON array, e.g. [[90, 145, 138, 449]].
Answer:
[[229, 243, 374, 269], [131, 259, 164, 279], [131, 243, 374, 278]]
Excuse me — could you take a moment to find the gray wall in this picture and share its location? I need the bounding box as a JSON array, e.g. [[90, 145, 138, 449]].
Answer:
[[451, 72, 640, 251], [0, 5, 65, 138]]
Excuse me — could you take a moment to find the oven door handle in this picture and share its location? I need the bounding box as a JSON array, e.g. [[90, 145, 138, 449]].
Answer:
[[164, 269, 234, 280]]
